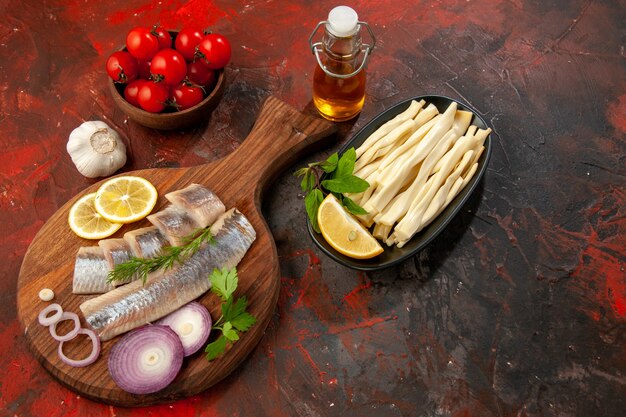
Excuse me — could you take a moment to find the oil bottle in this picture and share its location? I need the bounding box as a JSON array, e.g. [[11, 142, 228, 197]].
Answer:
[[309, 6, 376, 121]]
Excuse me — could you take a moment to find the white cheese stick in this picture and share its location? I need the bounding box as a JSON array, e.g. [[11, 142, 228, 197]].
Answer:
[[366, 102, 458, 213], [355, 119, 417, 172], [355, 100, 424, 159]]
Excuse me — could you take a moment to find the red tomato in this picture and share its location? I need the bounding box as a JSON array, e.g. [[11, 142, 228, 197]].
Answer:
[[137, 82, 169, 113], [152, 25, 172, 49], [171, 83, 204, 110], [151, 49, 187, 85], [106, 51, 138, 83], [174, 27, 205, 61], [186, 61, 216, 87], [124, 79, 148, 107], [196, 33, 231, 69], [138, 60, 151, 79], [126, 27, 160, 61]]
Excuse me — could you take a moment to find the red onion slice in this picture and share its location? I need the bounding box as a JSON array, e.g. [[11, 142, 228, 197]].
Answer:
[[38, 303, 63, 326], [108, 325, 184, 394], [156, 301, 212, 356], [58, 328, 101, 367], [49, 312, 81, 342]]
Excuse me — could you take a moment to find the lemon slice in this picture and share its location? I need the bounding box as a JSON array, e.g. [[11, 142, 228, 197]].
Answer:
[[94, 176, 158, 224], [318, 194, 384, 259], [68, 193, 123, 239]]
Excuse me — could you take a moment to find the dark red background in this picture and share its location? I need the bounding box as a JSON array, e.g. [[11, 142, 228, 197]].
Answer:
[[1, 0, 624, 416]]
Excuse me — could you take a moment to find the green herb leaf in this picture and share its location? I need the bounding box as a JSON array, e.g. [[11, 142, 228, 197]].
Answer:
[[334, 147, 356, 178], [222, 322, 240, 341], [319, 152, 339, 173], [231, 311, 256, 332], [223, 296, 256, 331], [300, 169, 316, 193], [304, 189, 324, 233], [209, 267, 238, 301], [221, 297, 234, 320], [322, 175, 369, 194], [108, 227, 213, 284], [342, 196, 368, 215], [296, 148, 369, 235], [293, 167, 309, 178], [205, 335, 228, 361], [223, 296, 246, 321], [205, 267, 256, 362]]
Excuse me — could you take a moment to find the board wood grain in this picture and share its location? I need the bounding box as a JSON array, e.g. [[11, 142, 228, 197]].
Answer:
[[16, 96, 335, 407]]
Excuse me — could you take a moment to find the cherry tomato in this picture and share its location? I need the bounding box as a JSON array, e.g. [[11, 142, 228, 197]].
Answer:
[[106, 51, 138, 83], [171, 83, 204, 110], [137, 82, 169, 113], [151, 49, 187, 85], [196, 33, 231, 70], [186, 61, 216, 87], [124, 79, 148, 107], [174, 27, 205, 61], [126, 27, 160, 61], [138, 60, 151, 79], [152, 25, 172, 49]]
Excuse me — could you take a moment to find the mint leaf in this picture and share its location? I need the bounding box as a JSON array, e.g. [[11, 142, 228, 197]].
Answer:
[[222, 322, 240, 341], [319, 152, 339, 173], [205, 335, 227, 361], [300, 170, 315, 193], [293, 167, 308, 178], [334, 148, 356, 178], [296, 148, 369, 235], [209, 267, 238, 301], [322, 175, 369, 193], [305, 189, 324, 233], [342, 196, 368, 215]]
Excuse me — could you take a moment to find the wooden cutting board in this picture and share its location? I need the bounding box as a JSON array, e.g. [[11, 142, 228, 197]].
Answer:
[[16, 96, 335, 407]]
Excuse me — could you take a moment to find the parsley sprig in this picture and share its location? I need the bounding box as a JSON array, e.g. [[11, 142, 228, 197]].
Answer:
[[205, 267, 257, 361], [107, 227, 214, 284], [294, 147, 369, 232]]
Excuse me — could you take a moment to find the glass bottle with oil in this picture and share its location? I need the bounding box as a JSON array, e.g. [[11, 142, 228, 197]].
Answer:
[[309, 6, 376, 121]]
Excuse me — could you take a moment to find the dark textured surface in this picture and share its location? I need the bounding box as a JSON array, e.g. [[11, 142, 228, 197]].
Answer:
[[1, 0, 624, 416]]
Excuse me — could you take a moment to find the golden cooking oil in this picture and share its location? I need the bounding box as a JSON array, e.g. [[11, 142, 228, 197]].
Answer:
[[313, 60, 366, 122], [309, 6, 375, 122]]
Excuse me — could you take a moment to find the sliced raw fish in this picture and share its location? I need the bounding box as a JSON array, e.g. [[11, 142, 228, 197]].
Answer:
[[147, 205, 201, 247], [98, 239, 134, 286], [123, 226, 169, 258], [80, 208, 256, 341], [72, 247, 114, 294], [165, 184, 225, 228]]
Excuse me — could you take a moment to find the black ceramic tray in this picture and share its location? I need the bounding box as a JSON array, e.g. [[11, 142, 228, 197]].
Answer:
[[307, 95, 492, 271]]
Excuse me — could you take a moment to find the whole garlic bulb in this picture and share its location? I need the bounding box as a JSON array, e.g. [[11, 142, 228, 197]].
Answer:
[[67, 121, 127, 178]]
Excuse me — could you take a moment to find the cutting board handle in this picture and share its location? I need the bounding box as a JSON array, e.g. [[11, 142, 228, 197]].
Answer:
[[211, 96, 336, 197]]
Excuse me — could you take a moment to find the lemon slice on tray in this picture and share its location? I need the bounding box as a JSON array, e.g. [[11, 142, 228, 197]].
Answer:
[[68, 193, 123, 239], [318, 194, 384, 259], [94, 176, 158, 224]]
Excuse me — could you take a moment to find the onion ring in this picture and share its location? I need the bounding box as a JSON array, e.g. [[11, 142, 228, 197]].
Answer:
[[58, 328, 101, 367], [155, 301, 212, 356], [49, 312, 80, 342], [108, 325, 183, 394], [38, 303, 63, 327]]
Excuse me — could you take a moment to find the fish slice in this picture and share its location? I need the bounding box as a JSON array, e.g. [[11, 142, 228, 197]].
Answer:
[[16, 96, 335, 407]]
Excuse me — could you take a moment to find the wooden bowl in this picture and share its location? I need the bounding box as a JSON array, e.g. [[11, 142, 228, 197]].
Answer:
[[108, 31, 225, 130]]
